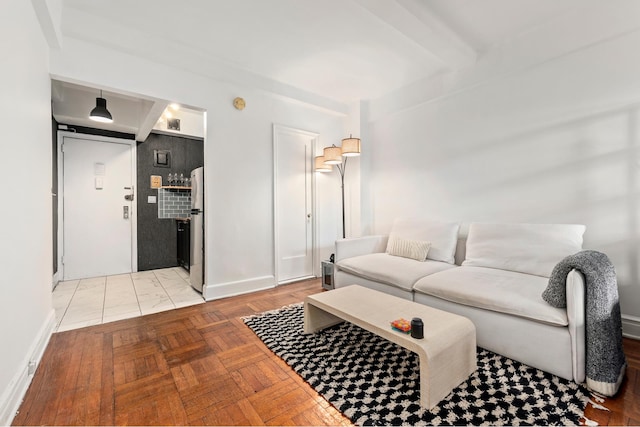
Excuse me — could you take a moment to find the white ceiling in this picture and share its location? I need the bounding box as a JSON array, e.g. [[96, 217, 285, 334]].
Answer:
[[51, 80, 159, 134], [52, 0, 590, 133], [51, 79, 204, 141], [423, 0, 583, 52]]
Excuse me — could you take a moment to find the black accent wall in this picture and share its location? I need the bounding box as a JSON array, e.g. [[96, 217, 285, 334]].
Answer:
[[137, 133, 204, 271]]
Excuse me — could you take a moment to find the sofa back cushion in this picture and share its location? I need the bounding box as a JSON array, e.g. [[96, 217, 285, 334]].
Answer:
[[462, 222, 586, 277], [390, 218, 460, 264], [386, 234, 431, 261]]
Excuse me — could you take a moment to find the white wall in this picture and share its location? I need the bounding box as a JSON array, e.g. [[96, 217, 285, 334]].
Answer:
[[49, 37, 349, 299], [0, 1, 56, 424], [204, 86, 346, 296], [366, 26, 640, 335]]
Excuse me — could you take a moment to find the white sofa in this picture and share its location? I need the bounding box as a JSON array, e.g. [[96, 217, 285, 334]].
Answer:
[[334, 219, 587, 383]]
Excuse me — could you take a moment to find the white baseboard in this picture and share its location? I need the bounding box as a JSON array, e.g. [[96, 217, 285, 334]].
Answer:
[[52, 272, 60, 291], [622, 314, 640, 340], [203, 275, 276, 301], [0, 309, 56, 426]]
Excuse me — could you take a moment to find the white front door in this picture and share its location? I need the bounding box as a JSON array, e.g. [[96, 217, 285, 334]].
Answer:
[[274, 125, 317, 284], [61, 134, 136, 280]]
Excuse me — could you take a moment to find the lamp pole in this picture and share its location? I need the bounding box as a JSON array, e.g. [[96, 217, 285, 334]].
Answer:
[[336, 158, 348, 239], [316, 135, 360, 240]]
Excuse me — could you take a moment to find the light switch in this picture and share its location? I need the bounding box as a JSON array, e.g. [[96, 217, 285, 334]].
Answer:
[[95, 177, 104, 189], [148, 195, 157, 204]]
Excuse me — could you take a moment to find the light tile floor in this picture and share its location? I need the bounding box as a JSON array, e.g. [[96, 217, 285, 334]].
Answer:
[[53, 267, 204, 332]]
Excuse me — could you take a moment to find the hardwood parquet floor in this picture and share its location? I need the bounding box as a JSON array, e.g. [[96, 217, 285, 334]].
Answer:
[[12, 278, 640, 426], [15, 279, 350, 426], [583, 337, 640, 426]]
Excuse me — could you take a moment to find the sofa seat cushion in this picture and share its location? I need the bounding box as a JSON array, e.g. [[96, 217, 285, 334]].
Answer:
[[337, 253, 457, 291], [413, 266, 568, 326]]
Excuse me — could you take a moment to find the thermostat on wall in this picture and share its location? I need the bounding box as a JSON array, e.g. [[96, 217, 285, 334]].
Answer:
[[150, 175, 162, 188]]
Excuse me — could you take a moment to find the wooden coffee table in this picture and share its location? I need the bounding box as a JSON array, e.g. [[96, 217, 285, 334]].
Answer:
[[304, 285, 476, 409]]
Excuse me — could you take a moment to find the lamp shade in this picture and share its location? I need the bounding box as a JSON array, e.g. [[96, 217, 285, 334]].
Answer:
[[323, 146, 342, 165], [341, 136, 361, 157], [90, 97, 113, 123], [314, 156, 332, 172]]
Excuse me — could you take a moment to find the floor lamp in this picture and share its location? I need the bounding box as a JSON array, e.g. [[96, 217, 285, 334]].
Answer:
[[315, 135, 361, 238]]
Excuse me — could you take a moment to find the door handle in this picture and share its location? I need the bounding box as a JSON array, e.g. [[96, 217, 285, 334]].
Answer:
[[123, 206, 129, 219], [124, 185, 134, 201]]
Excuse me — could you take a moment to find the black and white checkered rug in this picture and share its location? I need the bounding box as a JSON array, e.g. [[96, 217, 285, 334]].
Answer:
[[244, 303, 589, 426]]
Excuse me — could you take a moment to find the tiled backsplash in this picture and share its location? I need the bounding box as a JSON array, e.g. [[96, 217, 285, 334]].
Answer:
[[158, 188, 191, 219]]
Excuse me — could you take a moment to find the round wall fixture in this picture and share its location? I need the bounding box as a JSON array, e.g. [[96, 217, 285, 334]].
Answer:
[[233, 97, 246, 110]]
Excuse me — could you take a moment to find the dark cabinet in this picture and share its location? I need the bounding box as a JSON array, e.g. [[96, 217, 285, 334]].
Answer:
[[177, 219, 190, 270]]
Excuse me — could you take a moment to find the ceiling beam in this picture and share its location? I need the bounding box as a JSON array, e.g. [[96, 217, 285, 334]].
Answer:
[[136, 101, 169, 142], [31, 0, 63, 49], [353, 0, 476, 70]]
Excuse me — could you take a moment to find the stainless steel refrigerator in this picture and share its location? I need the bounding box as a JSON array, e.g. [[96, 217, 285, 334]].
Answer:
[[189, 167, 204, 292]]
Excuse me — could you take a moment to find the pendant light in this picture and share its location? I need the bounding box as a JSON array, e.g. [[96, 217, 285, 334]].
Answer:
[[89, 90, 113, 123]]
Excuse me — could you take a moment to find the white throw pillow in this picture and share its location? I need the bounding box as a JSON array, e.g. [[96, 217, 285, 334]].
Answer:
[[386, 234, 431, 261], [390, 218, 460, 264], [462, 222, 586, 277]]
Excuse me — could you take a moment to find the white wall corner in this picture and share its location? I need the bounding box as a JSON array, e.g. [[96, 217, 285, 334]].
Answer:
[[31, 0, 63, 49], [344, 101, 363, 238], [346, 101, 361, 135], [622, 314, 640, 340], [203, 276, 276, 301], [0, 309, 56, 426]]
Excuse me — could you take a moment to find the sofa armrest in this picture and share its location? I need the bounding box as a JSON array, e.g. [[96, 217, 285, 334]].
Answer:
[[566, 268, 586, 383], [335, 235, 389, 262]]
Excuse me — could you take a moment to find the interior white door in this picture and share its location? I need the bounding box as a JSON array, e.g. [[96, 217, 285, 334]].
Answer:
[[275, 126, 315, 283], [62, 136, 134, 280]]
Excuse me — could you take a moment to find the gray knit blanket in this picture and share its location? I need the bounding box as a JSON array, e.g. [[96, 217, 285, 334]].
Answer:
[[542, 250, 626, 396]]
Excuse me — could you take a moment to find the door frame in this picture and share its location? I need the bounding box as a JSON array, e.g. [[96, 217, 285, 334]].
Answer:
[[57, 131, 138, 279], [272, 124, 319, 285]]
